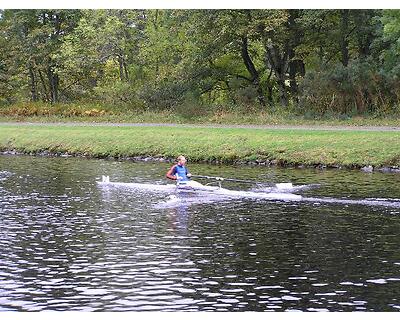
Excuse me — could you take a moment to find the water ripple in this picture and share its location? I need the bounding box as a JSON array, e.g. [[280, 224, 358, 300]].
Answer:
[[0, 156, 400, 311]]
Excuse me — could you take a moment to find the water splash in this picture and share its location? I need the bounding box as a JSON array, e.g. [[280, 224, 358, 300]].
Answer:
[[0, 170, 13, 182], [98, 178, 302, 209], [302, 196, 400, 209], [97, 178, 400, 211], [251, 183, 321, 194]]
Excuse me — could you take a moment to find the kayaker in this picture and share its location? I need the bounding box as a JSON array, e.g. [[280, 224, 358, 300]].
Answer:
[[166, 155, 192, 181]]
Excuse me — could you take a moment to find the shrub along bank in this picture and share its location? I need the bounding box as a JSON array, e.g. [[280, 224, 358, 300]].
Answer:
[[0, 124, 399, 170], [1, 102, 400, 127]]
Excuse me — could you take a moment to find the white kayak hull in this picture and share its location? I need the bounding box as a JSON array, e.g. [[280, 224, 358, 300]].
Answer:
[[97, 176, 302, 201]]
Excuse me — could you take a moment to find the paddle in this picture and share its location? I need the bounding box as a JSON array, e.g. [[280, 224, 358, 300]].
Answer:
[[191, 175, 293, 189]]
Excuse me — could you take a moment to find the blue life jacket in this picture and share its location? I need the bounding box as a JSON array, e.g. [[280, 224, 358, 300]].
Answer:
[[173, 164, 189, 181]]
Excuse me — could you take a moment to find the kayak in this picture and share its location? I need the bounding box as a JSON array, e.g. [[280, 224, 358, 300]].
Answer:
[[97, 176, 302, 201]]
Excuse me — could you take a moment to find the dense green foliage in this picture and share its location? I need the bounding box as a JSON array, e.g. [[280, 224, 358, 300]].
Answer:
[[1, 9, 400, 117], [1, 124, 399, 168]]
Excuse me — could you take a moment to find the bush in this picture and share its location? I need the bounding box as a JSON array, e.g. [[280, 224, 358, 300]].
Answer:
[[297, 60, 400, 117], [0, 102, 110, 117], [92, 81, 145, 110], [173, 93, 209, 119], [138, 81, 187, 110]]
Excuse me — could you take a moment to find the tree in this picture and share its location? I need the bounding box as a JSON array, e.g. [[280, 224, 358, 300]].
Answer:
[[56, 10, 144, 103], [174, 10, 288, 107], [0, 9, 81, 103], [381, 10, 400, 76], [0, 9, 397, 116]]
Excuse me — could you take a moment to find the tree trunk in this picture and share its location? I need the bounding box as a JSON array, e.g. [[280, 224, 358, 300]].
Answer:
[[265, 68, 274, 104], [288, 56, 298, 102], [28, 64, 38, 102], [38, 69, 49, 102], [276, 77, 289, 107], [118, 56, 124, 81], [354, 10, 375, 60], [287, 10, 304, 102], [340, 9, 350, 67], [265, 43, 290, 107], [123, 60, 129, 81], [240, 35, 266, 107], [319, 46, 324, 64], [53, 73, 59, 103], [153, 10, 159, 75], [47, 66, 59, 103]]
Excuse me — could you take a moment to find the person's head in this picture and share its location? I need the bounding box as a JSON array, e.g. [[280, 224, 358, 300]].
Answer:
[[177, 155, 187, 166]]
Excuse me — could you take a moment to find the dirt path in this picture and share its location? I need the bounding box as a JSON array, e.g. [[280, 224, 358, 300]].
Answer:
[[1, 122, 400, 131]]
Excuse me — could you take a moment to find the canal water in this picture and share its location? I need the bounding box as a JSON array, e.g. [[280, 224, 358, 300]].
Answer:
[[0, 155, 399, 311]]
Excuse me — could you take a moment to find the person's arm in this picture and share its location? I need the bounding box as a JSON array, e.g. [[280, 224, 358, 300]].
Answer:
[[186, 167, 192, 178], [166, 165, 177, 180]]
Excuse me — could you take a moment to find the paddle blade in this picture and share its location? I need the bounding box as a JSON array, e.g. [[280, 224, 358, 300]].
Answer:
[[275, 183, 293, 190]]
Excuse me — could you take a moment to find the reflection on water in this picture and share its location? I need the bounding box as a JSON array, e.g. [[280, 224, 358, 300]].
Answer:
[[0, 155, 399, 311]]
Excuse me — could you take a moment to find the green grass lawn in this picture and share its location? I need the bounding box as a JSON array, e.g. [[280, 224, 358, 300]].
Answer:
[[1, 124, 399, 168]]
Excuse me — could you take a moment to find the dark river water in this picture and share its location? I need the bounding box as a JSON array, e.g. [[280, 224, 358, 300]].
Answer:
[[0, 155, 399, 312]]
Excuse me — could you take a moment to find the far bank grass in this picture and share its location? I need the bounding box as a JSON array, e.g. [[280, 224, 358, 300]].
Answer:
[[0, 124, 399, 168], [1, 102, 400, 127]]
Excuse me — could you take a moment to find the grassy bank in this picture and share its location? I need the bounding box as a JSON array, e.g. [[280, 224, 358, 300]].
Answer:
[[1, 102, 400, 127], [0, 124, 399, 169]]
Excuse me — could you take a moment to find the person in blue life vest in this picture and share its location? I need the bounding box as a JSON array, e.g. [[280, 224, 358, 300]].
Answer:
[[166, 155, 192, 182]]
